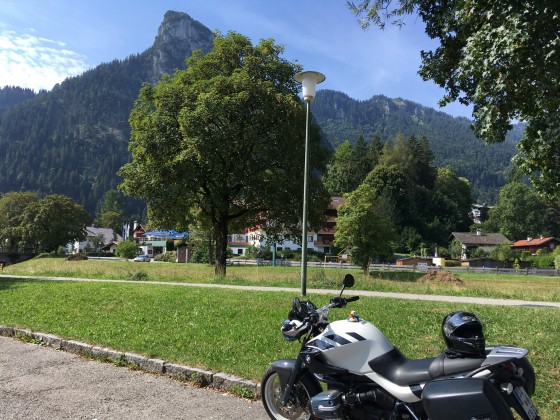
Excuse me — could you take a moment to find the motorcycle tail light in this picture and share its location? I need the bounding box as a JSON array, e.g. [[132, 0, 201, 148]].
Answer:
[[503, 362, 517, 374]]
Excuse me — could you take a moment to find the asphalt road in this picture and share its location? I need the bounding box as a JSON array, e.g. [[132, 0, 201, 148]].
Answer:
[[0, 336, 269, 420]]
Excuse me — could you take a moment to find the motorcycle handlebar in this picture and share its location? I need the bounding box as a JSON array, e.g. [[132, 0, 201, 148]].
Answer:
[[346, 296, 359, 303]]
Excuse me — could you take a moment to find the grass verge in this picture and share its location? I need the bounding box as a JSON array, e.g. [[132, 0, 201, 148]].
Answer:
[[0, 278, 558, 418], [3, 258, 560, 302]]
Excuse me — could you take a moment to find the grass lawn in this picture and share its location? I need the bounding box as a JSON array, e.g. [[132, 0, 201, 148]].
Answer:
[[0, 277, 558, 419], [4, 257, 560, 302]]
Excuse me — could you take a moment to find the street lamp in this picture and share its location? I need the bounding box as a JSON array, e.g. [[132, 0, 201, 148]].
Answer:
[[294, 70, 325, 297]]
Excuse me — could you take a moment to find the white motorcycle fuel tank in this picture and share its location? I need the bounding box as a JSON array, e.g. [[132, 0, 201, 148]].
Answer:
[[306, 313, 394, 374]]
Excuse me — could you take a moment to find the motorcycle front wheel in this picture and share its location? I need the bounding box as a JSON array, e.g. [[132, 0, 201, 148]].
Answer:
[[261, 367, 321, 420]]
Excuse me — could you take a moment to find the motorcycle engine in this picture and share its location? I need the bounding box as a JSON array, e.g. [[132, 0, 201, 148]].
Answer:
[[310, 390, 343, 419]]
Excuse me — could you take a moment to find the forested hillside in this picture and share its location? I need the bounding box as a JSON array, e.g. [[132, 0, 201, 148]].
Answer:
[[313, 90, 519, 203], [0, 10, 521, 218], [0, 11, 214, 216], [0, 86, 37, 116]]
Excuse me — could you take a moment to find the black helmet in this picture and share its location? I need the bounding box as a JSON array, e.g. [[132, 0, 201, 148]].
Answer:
[[442, 311, 485, 357]]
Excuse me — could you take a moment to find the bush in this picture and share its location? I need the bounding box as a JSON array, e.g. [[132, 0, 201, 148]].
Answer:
[[67, 253, 88, 261], [154, 251, 177, 263], [279, 248, 295, 260], [443, 259, 462, 267], [191, 245, 211, 264], [532, 255, 555, 268], [130, 271, 148, 281], [115, 240, 140, 259]]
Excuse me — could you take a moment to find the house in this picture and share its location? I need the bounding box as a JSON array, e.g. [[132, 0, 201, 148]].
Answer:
[[511, 236, 560, 255], [69, 227, 122, 254], [313, 196, 344, 255], [450, 230, 510, 260], [230, 197, 346, 256], [137, 230, 187, 258], [228, 232, 252, 256]]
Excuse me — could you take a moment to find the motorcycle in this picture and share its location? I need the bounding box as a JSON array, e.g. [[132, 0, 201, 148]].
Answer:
[[261, 274, 539, 420]]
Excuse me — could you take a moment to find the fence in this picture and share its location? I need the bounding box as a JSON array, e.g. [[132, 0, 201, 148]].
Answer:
[[227, 259, 560, 277]]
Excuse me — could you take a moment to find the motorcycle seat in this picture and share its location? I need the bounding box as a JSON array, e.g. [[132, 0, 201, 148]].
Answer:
[[368, 347, 485, 386]]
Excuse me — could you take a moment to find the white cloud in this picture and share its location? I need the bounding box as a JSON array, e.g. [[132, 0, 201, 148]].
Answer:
[[0, 29, 89, 91]]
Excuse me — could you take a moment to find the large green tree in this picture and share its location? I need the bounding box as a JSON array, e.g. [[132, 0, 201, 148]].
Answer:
[[335, 183, 397, 274], [429, 167, 473, 244], [0, 192, 39, 248], [350, 1, 560, 197], [482, 182, 549, 241], [20, 194, 90, 252], [323, 135, 374, 196], [96, 189, 125, 232], [119, 32, 330, 275]]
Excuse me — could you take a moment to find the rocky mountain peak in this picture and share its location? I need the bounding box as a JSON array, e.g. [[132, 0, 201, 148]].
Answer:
[[148, 10, 214, 82]]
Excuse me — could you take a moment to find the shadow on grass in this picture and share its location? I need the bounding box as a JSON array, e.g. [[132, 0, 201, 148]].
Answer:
[[0, 278, 23, 291]]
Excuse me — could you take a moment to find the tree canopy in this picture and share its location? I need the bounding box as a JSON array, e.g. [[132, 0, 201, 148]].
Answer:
[[119, 32, 330, 275], [335, 183, 397, 274], [0, 193, 90, 253], [0, 192, 39, 248], [350, 0, 560, 197], [482, 182, 553, 241]]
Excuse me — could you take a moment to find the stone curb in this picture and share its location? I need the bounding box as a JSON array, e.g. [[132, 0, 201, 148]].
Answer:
[[0, 326, 261, 399]]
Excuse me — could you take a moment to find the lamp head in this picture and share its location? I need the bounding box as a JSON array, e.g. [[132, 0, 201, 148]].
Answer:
[[294, 71, 326, 102]]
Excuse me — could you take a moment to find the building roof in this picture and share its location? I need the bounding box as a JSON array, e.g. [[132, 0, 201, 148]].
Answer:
[[85, 227, 122, 244], [142, 230, 187, 240], [511, 237, 559, 248], [451, 231, 510, 246]]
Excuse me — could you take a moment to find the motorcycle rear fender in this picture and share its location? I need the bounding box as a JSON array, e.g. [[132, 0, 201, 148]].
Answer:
[[269, 359, 321, 391]]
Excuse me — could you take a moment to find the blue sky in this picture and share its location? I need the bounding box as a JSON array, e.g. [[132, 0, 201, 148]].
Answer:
[[0, 0, 472, 118]]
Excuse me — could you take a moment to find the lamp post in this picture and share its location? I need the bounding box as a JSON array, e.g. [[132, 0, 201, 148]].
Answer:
[[294, 70, 325, 297]]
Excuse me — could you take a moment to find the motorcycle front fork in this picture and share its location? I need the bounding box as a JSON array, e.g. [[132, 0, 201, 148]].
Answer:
[[282, 356, 304, 404]]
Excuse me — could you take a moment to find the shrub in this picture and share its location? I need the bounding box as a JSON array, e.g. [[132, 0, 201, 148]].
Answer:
[[115, 240, 140, 259], [191, 245, 211, 264], [443, 259, 462, 267], [554, 255, 560, 269], [154, 251, 177, 262], [130, 271, 148, 281], [66, 253, 88, 261], [532, 255, 555, 268]]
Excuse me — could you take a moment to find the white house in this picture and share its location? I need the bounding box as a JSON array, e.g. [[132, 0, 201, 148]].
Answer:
[[68, 227, 122, 254]]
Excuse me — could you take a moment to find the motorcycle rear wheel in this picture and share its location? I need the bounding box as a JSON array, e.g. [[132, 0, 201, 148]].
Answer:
[[261, 367, 320, 420]]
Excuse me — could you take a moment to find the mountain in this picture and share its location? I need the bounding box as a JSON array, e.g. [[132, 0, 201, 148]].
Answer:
[[0, 11, 214, 216], [0, 86, 37, 116], [0, 10, 518, 217], [312, 90, 519, 203]]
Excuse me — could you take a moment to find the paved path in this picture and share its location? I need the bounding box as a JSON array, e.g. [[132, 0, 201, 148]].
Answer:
[[0, 336, 268, 420], [1, 274, 559, 308]]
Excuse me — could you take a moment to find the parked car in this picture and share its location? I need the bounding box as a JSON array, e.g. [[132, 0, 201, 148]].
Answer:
[[133, 255, 151, 262]]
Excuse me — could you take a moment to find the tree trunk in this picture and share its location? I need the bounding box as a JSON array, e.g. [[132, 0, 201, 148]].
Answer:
[[214, 215, 228, 277], [362, 258, 371, 277]]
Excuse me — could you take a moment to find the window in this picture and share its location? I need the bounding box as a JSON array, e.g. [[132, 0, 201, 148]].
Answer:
[[237, 248, 244, 255]]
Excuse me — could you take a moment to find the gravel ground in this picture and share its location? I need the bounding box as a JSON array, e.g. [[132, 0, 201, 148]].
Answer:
[[0, 336, 269, 420]]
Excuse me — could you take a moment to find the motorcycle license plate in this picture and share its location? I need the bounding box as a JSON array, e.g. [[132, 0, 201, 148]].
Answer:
[[513, 387, 538, 420]]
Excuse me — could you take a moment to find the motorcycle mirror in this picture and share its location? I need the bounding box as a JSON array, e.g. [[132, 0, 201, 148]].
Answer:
[[340, 274, 355, 296], [343, 274, 355, 288]]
